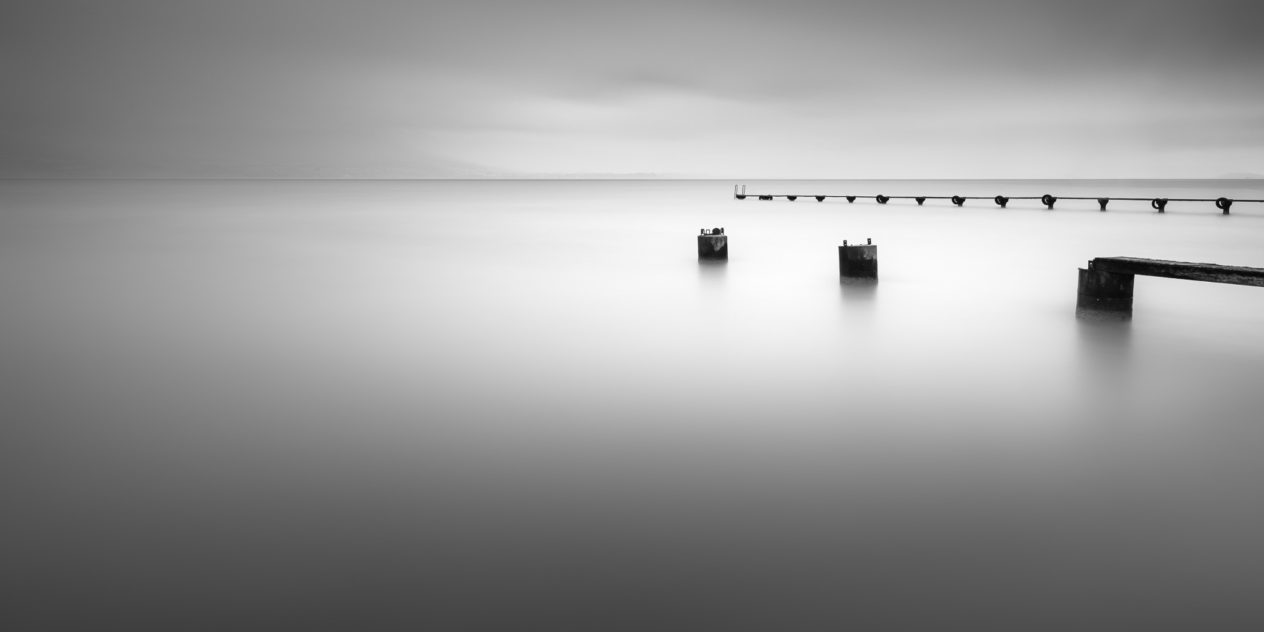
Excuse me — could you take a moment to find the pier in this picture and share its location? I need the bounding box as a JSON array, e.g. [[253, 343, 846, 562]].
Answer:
[[1077, 257, 1264, 318], [735, 185, 1260, 214]]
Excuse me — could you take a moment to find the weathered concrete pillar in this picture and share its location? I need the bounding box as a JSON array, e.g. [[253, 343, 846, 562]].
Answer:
[[1076, 267, 1134, 318], [839, 238, 878, 280], [698, 227, 727, 260]]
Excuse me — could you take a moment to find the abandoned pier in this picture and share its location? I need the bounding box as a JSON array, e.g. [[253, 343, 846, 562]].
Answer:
[[733, 185, 1261, 214]]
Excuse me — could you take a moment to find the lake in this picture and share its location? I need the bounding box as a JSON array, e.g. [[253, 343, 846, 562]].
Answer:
[[4, 179, 1264, 629]]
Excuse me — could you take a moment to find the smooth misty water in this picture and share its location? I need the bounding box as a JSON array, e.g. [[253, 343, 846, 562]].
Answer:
[[3, 179, 1264, 630]]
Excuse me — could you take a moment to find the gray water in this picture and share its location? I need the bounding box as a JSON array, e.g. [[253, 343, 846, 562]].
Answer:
[[4, 179, 1264, 630]]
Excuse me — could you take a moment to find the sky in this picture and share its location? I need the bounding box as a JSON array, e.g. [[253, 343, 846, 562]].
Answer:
[[3, 0, 1263, 179]]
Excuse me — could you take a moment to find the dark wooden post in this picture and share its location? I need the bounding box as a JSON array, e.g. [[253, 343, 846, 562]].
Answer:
[[839, 238, 878, 280], [1076, 267, 1134, 318]]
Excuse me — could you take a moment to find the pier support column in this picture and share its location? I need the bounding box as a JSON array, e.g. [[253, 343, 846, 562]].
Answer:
[[698, 228, 728, 260], [839, 239, 878, 280], [1076, 267, 1133, 318]]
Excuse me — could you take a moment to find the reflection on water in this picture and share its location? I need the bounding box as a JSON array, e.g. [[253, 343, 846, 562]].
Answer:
[[1075, 317, 1134, 404], [696, 257, 727, 280], [3, 180, 1264, 630]]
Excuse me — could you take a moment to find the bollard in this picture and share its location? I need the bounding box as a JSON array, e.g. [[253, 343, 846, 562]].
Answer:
[[1098, 198, 1109, 211], [994, 196, 1009, 208], [698, 227, 728, 260], [875, 195, 890, 204], [1076, 266, 1134, 319], [952, 195, 966, 207], [1041, 194, 1057, 209], [915, 197, 926, 205], [846, 196, 856, 203], [839, 238, 878, 280], [1216, 197, 1233, 214], [1151, 198, 1168, 213], [816, 195, 826, 202]]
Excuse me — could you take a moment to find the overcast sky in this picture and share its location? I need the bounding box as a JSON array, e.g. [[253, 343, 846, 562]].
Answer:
[[3, 0, 1262, 178]]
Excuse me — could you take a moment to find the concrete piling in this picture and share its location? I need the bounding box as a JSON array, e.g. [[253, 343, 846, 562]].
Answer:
[[839, 238, 878, 280], [1076, 267, 1134, 318], [698, 227, 728, 260]]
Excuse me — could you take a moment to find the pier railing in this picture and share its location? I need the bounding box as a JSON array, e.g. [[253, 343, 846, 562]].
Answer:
[[732, 185, 1260, 214]]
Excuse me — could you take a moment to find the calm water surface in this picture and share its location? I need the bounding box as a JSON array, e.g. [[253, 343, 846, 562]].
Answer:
[[3, 180, 1264, 629]]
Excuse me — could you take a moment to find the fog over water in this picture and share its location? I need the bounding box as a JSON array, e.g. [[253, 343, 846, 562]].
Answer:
[[4, 179, 1264, 629]]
